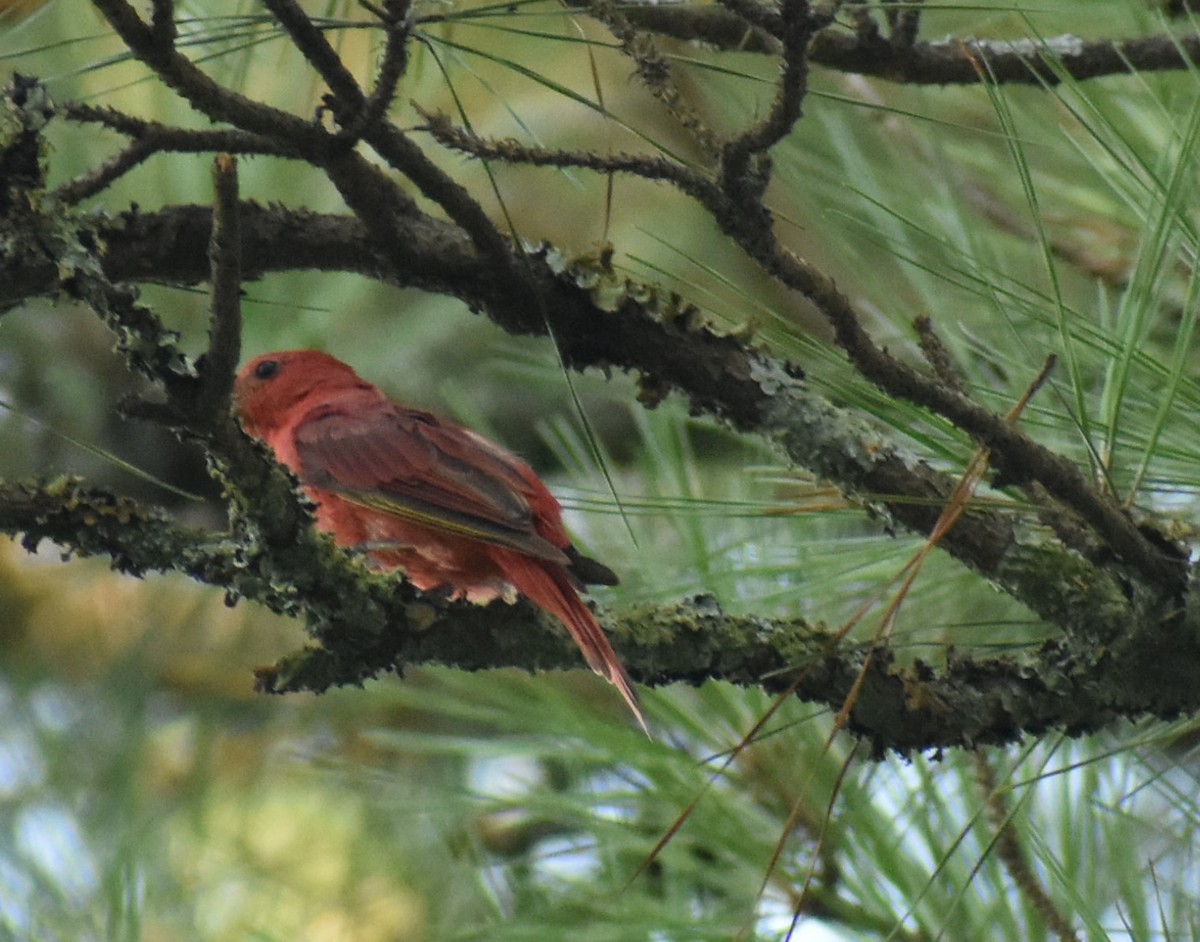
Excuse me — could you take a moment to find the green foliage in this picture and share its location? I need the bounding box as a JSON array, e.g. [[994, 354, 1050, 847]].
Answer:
[[3, 1, 1200, 940]]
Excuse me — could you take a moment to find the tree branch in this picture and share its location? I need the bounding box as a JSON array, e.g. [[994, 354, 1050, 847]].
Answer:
[[57, 103, 302, 205], [581, 3, 1200, 87], [196, 154, 242, 420], [4, 166, 1182, 757], [260, 0, 515, 266], [0, 170, 1173, 636], [4, 0, 1199, 758], [587, 0, 720, 153], [340, 0, 412, 141], [408, 102, 1187, 593], [68, 9, 1185, 595], [807, 29, 1200, 86], [718, 0, 824, 204], [4, 475, 1199, 755]]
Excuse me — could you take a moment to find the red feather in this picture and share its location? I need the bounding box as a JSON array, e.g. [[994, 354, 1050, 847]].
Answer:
[[235, 349, 645, 734]]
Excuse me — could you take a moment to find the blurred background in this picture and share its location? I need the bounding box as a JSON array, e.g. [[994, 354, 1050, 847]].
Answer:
[[3, 1, 1200, 939]]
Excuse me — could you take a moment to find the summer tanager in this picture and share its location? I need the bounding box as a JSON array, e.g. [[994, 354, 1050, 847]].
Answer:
[[234, 350, 646, 733]]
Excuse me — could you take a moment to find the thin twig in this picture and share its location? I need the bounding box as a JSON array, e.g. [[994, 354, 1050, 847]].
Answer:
[[974, 753, 1081, 942], [720, 0, 824, 192], [587, 0, 720, 153], [339, 0, 412, 141], [601, 2, 780, 54], [91, 0, 340, 156], [262, 0, 515, 264], [56, 137, 158, 206], [885, 0, 922, 49], [197, 154, 242, 423], [842, 0, 880, 45], [262, 0, 364, 105], [567, 2, 1200, 87], [914, 315, 965, 395], [763, 247, 1185, 590], [58, 103, 300, 204], [416, 105, 720, 203], [716, 0, 783, 36], [89, 0, 427, 275], [150, 0, 176, 46]]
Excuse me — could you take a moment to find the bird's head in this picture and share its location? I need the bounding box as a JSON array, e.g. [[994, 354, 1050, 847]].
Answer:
[[234, 349, 364, 437]]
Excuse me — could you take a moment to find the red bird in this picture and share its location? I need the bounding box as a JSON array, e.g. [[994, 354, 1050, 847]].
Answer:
[[234, 349, 646, 733]]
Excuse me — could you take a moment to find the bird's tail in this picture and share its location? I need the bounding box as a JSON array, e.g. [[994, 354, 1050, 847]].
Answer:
[[501, 553, 649, 737]]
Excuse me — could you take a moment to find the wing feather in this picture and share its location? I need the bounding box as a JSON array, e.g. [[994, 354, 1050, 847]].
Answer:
[[293, 395, 569, 564]]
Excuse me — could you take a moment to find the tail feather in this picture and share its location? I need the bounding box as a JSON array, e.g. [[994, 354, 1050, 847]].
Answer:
[[500, 552, 649, 737]]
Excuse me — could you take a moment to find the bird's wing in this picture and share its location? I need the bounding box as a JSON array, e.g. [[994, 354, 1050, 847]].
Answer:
[[293, 395, 569, 564]]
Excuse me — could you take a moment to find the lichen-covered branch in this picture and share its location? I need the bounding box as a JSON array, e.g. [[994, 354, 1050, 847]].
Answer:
[[808, 29, 1200, 86], [581, 2, 1200, 87], [4, 476, 1200, 755], [2, 143, 1180, 755], [0, 115, 1174, 655], [63, 6, 1185, 596], [415, 107, 1185, 593], [196, 155, 243, 420], [3, 0, 1199, 758]]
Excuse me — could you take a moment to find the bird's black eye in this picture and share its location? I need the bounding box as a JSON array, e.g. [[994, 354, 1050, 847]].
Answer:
[[254, 359, 280, 380]]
